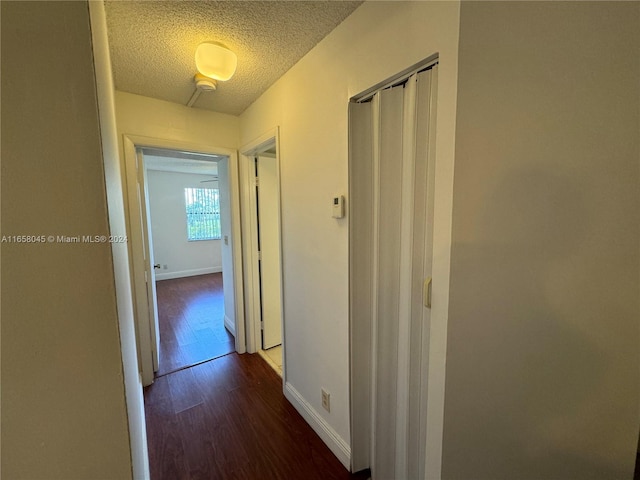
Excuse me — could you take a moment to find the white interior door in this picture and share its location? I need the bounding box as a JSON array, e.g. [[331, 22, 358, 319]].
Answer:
[[136, 150, 160, 372], [374, 83, 405, 480], [407, 67, 437, 480], [348, 65, 438, 479], [256, 155, 283, 350]]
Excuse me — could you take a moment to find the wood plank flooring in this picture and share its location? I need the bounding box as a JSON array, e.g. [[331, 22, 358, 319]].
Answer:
[[145, 353, 371, 480], [156, 273, 234, 377]]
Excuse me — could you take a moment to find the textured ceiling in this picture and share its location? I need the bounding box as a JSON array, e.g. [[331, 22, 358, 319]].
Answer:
[[104, 1, 363, 115]]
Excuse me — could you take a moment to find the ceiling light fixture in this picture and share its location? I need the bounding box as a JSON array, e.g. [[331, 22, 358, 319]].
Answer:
[[196, 42, 237, 81], [187, 42, 237, 107]]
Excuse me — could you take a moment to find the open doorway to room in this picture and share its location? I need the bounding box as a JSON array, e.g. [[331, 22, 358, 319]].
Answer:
[[122, 135, 246, 387], [143, 149, 235, 377], [240, 131, 285, 377], [253, 148, 283, 374]]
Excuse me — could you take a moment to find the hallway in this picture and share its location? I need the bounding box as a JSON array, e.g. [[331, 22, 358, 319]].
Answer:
[[156, 273, 234, 377], [144, 353, 370, 479], [149, 274, 367, 478]]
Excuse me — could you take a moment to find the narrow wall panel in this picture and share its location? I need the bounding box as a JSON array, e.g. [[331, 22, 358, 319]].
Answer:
[[349, 101, 374, 472], [1, 2, 132, 477]]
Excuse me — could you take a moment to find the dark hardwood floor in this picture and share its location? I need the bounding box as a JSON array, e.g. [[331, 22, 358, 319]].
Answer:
[[156, 273, 234, 377], [144, 352, 370, 480]]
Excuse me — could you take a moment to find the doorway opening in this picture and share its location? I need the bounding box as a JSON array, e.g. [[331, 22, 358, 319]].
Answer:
[[240, 130, 285, 378], [142, 148, 235, 377], [122, 135, 246, 386]]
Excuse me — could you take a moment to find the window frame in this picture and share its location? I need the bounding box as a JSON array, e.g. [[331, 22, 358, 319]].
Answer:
[[184, 187, 221, 241]]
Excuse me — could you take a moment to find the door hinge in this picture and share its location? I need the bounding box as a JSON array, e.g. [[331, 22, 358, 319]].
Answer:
[[255, 176, 259, 187], [144, 270, 148, 284], [260, 321, 264, 330], [257, 250, 262, 261]]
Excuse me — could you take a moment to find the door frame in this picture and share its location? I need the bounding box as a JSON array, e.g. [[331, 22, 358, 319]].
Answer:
[[239, 128, 286, 376], [123, 134, 246, 386]]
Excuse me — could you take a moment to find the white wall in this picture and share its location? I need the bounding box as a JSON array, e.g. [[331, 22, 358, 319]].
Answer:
[[240, 1, 460, 463], [115, 91, 239, 151], [146, 170, 222, 280], [114, 92, 239, 272], [217, 159, 237, 334], [442, 2, 639, 479], [114, 92, 239, 278]]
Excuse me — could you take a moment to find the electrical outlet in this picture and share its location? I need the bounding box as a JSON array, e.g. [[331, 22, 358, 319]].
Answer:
[[321, 389, 330, 412]]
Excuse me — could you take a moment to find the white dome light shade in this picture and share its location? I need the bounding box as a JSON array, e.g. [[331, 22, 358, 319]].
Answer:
[[195, 42, 237, 81]]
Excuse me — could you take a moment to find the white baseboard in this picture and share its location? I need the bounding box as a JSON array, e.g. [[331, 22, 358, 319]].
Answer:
[[155, 266, 222, 281], [284, 382, 351, 470], [224, 314, 235, 336]]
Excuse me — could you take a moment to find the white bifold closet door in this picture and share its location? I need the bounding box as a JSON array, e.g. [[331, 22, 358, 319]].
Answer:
[[349, 66, 438, 480]]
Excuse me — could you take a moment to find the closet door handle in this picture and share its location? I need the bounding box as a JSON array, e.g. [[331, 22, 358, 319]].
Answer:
[[423, 277, 432, 308]]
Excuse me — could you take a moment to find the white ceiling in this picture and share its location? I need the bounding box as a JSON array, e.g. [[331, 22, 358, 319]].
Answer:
[[104, 1, 363, 116]]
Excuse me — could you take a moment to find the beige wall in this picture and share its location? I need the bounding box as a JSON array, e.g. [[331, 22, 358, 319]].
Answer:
[[240, 1, 460, 459], [443, 2, 640, 479], [1, 1, 133, 478], [4, 1, 637, 476]]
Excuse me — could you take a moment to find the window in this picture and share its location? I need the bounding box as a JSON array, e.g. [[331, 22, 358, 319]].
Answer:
[[184, 187, 221, 241]]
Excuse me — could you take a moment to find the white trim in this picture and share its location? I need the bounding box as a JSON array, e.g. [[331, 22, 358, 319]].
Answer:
[[155, 266, 222, 281], [240, 129, 280, 156], [224, 314, 235, 336], [238, 148, 262, 354], [369, 92, 381, 469], [284, 382, 351, 470], [122, 138, 156, 386], [228, 149, 247, 355], [348, 100, 374, 472], [138, 149, 161, 373], [425, 63, 450, 480]]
